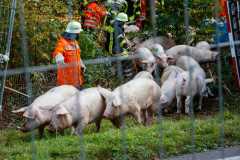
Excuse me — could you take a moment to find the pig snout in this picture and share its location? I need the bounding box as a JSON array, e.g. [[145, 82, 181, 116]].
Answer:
[[103, 111, 110, 118], [20, 119, 40, 132], [161, 61, 168, 68], [47, 124, 56, 132], [19, 126, 30, 132], [103, 110, 113, 119]]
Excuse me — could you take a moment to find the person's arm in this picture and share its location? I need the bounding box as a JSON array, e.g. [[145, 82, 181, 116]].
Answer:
[[52, 39, 65, 64]]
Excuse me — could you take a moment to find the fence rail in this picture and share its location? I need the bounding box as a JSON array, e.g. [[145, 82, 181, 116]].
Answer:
[[1, 40, 240, 77]]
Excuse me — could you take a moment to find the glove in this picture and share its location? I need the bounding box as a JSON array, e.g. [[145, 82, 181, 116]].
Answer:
[[106, 11, 111, 16], [81, 61, 87, 73], [3, 55, 9, 62], [55, 54, 65, 65], [0, 54, 9, 63], [81, 64, 87, 73]]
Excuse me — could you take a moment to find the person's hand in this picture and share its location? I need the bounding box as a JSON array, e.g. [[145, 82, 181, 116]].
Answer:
[[81, 63, 87, 73], [106, 11, 111, 16], [0, 54, 9, 63], [55, 54, 65, 65]]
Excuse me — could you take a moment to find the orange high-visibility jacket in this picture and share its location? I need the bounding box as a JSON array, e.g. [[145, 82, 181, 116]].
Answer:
[[83, 2, 107, 29], [52, 37, 84, 87]]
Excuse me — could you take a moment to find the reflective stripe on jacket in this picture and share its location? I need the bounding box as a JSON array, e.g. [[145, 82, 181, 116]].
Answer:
[[52, 37, 84, 87], [83, 2, 107, 29]]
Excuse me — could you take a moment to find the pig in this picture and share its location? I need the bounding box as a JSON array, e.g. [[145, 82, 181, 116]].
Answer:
[[48, 87, 116, 135], [176, 56, 206, 79], [12, 85, 79, 137], [135, 36, 175, 50], [196, 41, 211, 50], [98, 78, 162, 125], [151, 43, 173, 68], [160, 65, 185, 85], [135, 47, 157, 73], [133, 71, 154, 80], [165, 45, 219, 63], [175, 56, 209, 114], [160, 66, 184, 110]]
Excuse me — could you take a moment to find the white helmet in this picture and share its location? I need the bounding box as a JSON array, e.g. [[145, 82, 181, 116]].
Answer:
[[65, 21, 83, 34], [116, 12, 128, 22]]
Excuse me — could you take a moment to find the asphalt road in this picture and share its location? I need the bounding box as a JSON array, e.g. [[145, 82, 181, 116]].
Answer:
[[169, 146, 240, 160]]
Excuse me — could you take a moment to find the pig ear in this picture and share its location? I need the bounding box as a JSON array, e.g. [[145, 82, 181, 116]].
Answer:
[[160, 95, 168, 105], [97, 86, 112, 100], [56, 107, 69, 115], [23, 110, 35, 119], [12, 106, 29, 114]]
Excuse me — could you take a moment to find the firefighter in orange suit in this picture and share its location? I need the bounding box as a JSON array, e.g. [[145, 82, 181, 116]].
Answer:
[[83, 0, 108, 29], [52, 21, 86, 89]]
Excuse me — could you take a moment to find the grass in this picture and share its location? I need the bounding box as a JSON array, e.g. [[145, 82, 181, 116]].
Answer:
[[0, 110, 240, 160]]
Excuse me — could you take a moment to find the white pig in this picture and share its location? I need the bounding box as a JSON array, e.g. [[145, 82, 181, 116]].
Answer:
[[165, 45, 219, 63], [135, 36, 175, 50], [196, 41, 211, 50], [98, 78, 162, 125], [135, 47, 157, 73], [160, 65, 184, 85], [175, 56, 208, 114], [48, 87, 115, 135], [12, 85, 79, 137], [133, 71, 154, 80], [160, 66, 184, 109], [151, 43, 173, 68]]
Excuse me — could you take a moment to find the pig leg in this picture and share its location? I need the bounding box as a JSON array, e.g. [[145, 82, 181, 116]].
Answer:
[[75, 119, 88, 136], [71, 127, 76, 135], [110, 118, 121, 128], [38, 125, 45, 138], [146, 108, 154, 125], [141, 109, 147, 125], [185, 96, 191, 114], [132, 103, 142, 124], [95, 118, 102, 132], [198, 95, 203, 111], [176, 95, 182, 114], [133, 111, 142, 124]]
